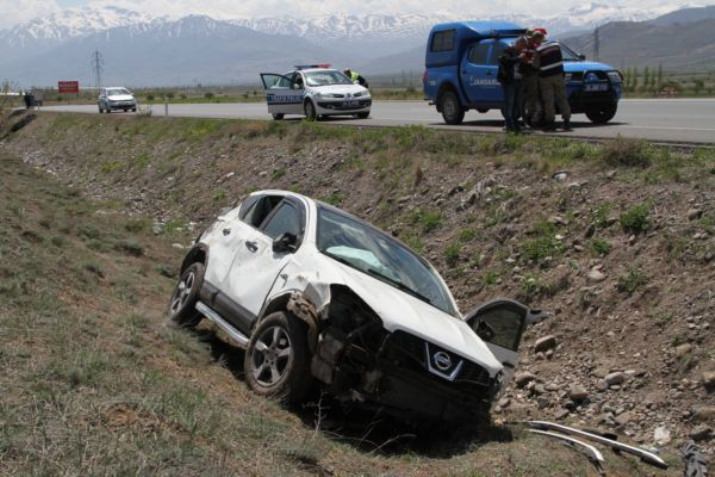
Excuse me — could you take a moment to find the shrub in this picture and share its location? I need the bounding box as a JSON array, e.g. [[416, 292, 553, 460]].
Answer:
[[620, 203, 650, 234], [600, 137, 653, 168], [590, 238, 611, 256], [204, 92, 215, 99], [445, 243, 461, 267], [617, 267, 648, 295]]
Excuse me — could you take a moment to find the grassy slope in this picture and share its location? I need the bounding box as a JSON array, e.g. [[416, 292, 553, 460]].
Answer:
[[2, 112, 712, 475]]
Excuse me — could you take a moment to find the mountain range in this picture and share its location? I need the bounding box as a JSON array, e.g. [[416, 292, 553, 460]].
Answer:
[[0, 3, 712, 87]]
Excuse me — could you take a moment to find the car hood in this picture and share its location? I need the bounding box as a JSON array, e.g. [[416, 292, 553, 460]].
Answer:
[[564, 61, 615, 72], [309, 84, 370, 96], [318, 256, 503, 376], [107, 94, 135, 101]]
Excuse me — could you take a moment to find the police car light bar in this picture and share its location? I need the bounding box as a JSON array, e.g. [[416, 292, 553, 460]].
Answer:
[[295, 64, 332, 70]]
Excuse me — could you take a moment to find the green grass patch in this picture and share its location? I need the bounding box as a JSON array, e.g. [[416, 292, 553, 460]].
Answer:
[[620, 203, 651, 234]]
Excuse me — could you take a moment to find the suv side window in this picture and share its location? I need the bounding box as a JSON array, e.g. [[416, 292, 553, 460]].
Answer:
[[262, 201, 302, 240], [242, 195, 283, 228], [468, 41, 491, 64], [431, 29, 455, 52], [489, 41, 508, 65]]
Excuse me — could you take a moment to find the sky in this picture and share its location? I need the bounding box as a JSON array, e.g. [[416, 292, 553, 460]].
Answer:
[[0, 0, 705, 29]]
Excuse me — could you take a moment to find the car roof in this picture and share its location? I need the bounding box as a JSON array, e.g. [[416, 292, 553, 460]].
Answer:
[[432, 20, 524, 35]]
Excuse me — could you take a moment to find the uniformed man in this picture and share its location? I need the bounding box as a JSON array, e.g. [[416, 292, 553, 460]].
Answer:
[[533, 30, 572, 131], [343, 68, 369, 88], [519, 31, 541, 128]]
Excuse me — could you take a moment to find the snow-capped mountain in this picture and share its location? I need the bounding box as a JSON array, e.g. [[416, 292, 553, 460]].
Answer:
[[0, 6, 159, 47]]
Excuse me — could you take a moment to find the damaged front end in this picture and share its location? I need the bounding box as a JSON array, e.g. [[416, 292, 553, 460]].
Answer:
[[306, 286, 503, 423]]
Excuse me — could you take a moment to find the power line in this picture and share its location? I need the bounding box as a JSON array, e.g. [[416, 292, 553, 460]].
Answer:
[[91, 50, 104, 89]]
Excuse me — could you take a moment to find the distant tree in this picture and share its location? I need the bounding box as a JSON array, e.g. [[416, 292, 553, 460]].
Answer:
[[631, 67, 639, 92], [656, 64, 663, 88], [694, 79, 705, 95], [642, 66, 650, 92]]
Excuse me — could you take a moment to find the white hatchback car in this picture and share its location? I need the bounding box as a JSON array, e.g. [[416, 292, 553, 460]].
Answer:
[[260, 66, 371, 120], [98, 87, 137, 113], [169, 190, 543, 422]]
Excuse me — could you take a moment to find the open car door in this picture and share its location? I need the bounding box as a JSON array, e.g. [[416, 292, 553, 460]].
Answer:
[[260, 73, 304, 116], [464, 299, 546, 385]]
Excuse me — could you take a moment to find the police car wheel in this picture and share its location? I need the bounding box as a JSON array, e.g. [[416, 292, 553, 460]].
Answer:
[[440, 91, 464, 125], [585, 104, 617, 124], [272, 113, 285, 120], [304, 100, 317, 121]]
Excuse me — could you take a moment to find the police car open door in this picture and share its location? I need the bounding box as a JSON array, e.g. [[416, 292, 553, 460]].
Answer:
[[260, 73, 304, 116], [464, 299, 545, 385]]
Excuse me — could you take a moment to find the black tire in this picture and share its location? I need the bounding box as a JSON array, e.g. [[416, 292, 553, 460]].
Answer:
[[167, 262, 205, 328], [355, 112, 370, 119], [272, 113, 285, 120], [304, 100, 317, 121], [439, 90, 465, 125], [244, 311, 313, 403], [476, 108, 489, 114], [98, 106, 103, 113], [132, 108, 137, 112], [585, 103, 617, 124]]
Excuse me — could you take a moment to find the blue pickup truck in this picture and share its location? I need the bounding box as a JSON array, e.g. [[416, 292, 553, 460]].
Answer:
[[423, 21, 623, 125]]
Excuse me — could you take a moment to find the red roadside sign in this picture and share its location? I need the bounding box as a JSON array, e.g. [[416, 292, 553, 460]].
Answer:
[[58, 81, 79, 94]]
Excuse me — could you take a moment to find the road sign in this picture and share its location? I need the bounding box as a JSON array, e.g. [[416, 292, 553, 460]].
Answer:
[[58, 81, 79, 94]]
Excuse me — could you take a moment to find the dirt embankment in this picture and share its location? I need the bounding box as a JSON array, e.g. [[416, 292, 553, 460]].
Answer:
[[1, 111, 713, 473]]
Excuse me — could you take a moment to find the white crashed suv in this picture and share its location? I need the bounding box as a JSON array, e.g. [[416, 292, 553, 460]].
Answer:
[[168, 190, 542, 422]]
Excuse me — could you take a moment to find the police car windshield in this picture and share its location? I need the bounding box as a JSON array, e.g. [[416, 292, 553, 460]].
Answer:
[[317, 206, 458, 317], [304, 70, 352, 87]]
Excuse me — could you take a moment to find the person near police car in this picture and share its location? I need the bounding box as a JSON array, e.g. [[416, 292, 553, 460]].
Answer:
[[343, 68, 369, 89], [519, 31, 541, 128], [532, 30, 572, 131], [497, 37, 527, 133]]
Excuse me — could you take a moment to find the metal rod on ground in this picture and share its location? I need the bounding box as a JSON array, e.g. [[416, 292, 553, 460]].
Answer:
[[165, 99, 168, 117]]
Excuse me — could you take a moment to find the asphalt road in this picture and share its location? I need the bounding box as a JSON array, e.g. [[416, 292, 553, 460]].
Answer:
[[44, 98, 715, 144]]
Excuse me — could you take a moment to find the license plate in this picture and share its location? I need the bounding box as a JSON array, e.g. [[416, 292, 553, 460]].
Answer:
[[585, 83, 608, 92], [343, 101, 359, 107]]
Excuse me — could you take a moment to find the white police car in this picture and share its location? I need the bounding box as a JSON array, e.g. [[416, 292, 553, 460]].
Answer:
[[260, 65, 371, 120]]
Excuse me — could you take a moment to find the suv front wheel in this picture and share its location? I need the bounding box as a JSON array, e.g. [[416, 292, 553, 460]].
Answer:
[[244, 311, 312, 403], [585, 103, 617, 124], [168, 262, 205, 328], [440, 90, 465, 125]]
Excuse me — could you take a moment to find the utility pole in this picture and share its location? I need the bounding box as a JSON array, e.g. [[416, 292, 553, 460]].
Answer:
[[594, 27, 600, 61], [91, 50, 104, 89]]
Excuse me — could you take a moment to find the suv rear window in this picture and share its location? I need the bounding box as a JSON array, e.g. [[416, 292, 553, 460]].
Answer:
[[431, 30, 455, 52]]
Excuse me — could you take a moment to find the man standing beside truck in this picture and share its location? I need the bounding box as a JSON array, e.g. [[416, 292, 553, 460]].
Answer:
[[498, 38, 527, 132], [533, 30, 571, 131], [520, 31, 541, 128]]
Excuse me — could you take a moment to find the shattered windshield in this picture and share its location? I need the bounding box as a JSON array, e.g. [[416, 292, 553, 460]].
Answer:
[[304, 70, 352, 87], [317, 206, 457, 316]]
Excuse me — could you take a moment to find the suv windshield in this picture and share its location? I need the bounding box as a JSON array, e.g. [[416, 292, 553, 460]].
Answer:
[[317, 206, 457, 316], [107, 88, 131, 96], [560, 43, 582, 61], [305, 70, 352, 87]]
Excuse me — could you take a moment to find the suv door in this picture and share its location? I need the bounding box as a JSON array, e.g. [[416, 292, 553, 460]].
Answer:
[[464, 299, 545, 385], [223, 198, 306, 322], [461, 39, 502, 106], [260, 73, 304, 115]]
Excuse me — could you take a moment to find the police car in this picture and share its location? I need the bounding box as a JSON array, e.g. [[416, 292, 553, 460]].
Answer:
[[260, 65, 371, 120]]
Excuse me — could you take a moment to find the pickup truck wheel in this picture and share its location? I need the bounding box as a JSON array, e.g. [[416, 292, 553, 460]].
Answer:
[[304, 100, 317, 121], [272, 113, 285, 120], [245, 311, 312, 403], [167, 262, 204, 328], [98, 105, 103, 113], [585, 104, 617, 124], [476, 108, 489, 113], [440, 91, 464, 125]]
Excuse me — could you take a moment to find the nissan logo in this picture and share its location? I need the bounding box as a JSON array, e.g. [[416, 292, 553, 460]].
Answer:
[[433, 351, 452, 371]]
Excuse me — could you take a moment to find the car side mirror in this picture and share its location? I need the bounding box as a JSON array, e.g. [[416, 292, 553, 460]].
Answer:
[[578, 54, 586, 61], [273, 232, 297, 253]]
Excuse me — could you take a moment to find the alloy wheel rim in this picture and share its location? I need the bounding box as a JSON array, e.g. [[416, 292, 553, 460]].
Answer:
[[251, 326, 292, 386], [170, 271, 195, 314]]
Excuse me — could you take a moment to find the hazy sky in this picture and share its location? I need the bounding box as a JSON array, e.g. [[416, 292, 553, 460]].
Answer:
[[0, 0, 705, 29]]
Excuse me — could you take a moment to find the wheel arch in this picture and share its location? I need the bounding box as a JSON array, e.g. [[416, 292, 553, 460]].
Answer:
[[180, 244, 208, 275]]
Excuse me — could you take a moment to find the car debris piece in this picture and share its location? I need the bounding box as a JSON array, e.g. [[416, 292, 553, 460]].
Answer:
[[529, 430, 605, 475], [525, 421, 668, 470], [681, 440, 708, 477]]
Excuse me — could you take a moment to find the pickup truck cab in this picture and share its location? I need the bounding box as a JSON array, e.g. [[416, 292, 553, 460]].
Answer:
[[423, 21, 623, 125]]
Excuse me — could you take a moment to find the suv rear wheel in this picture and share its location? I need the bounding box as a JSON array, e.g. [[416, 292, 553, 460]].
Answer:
[[585, 103, 617, 124], [440, 90, 465, 125], [244, 311, 313, 403], [272, 113, 285, 120], [168, 262, 204, 328]]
